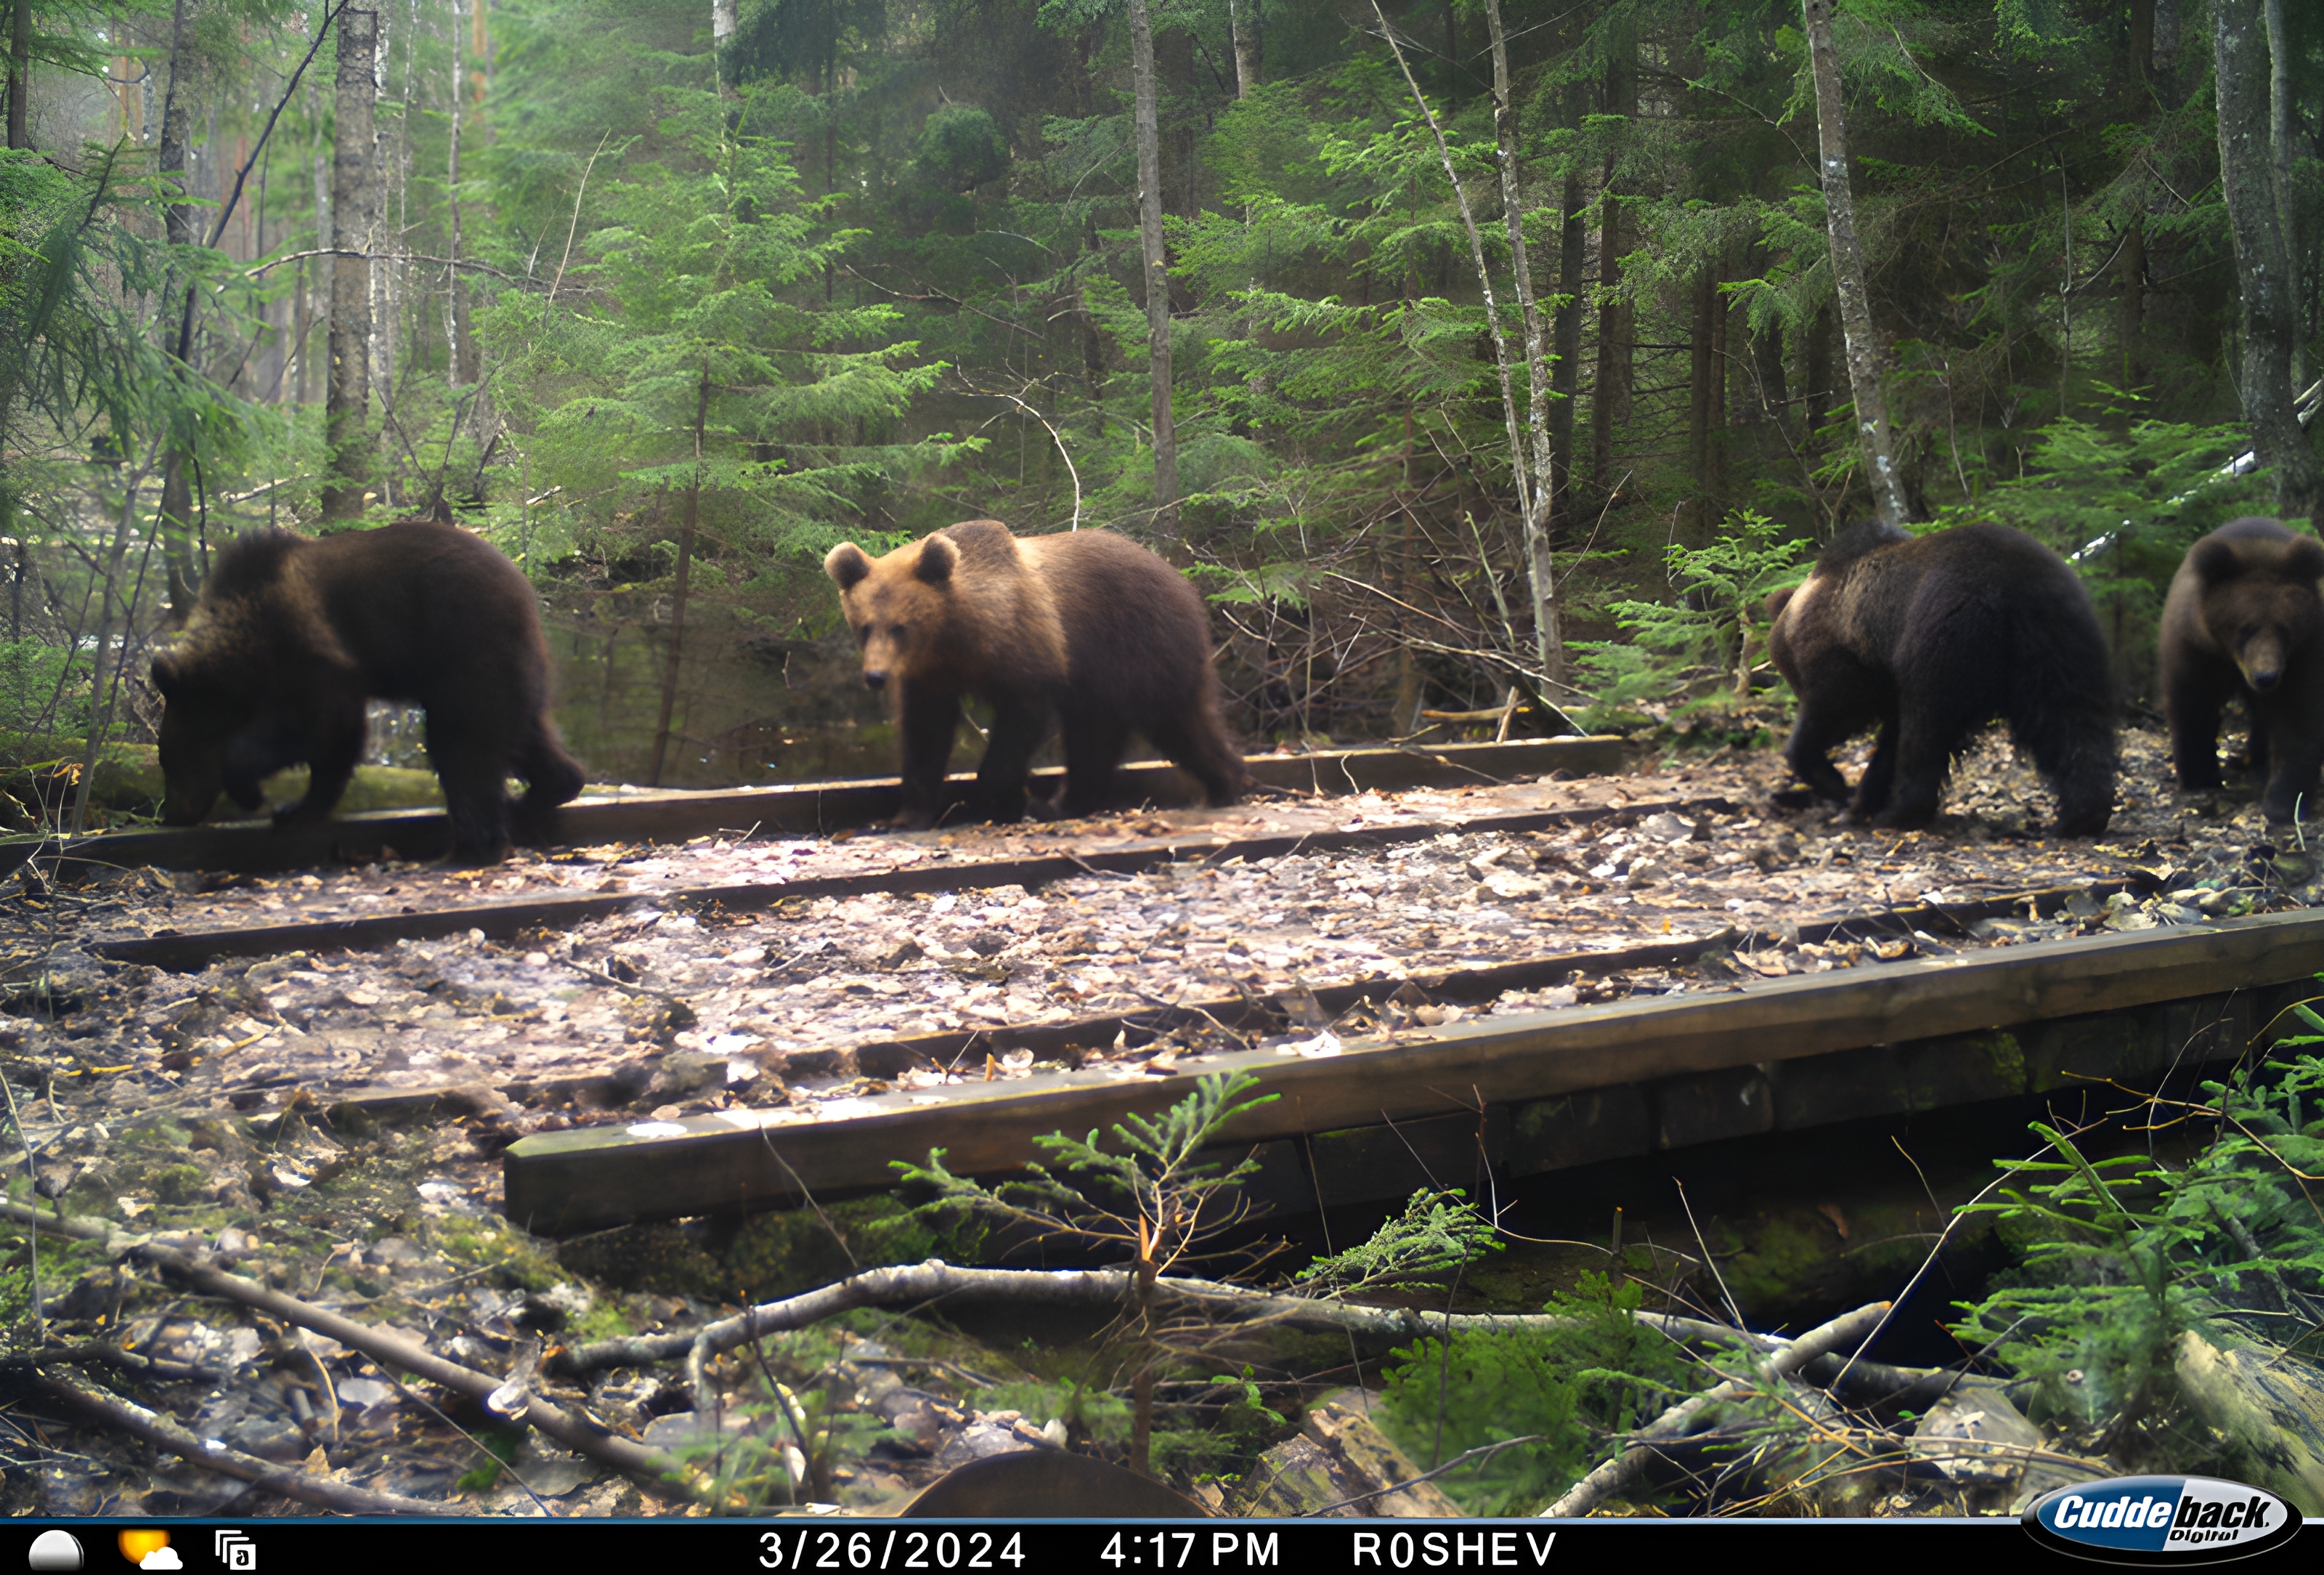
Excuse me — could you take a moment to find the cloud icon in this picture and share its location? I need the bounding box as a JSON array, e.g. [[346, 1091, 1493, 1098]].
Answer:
[[28, 1530, 84, 1571], [139, 1552, 184, 1571]]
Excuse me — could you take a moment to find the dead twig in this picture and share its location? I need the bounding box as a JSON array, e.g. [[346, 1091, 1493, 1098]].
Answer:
[[31, 1369, 452, 1515], [1540, 1299, 1891, 1518]]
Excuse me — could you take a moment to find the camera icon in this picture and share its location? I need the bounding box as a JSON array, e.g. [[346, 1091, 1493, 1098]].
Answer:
[[212, 1533, 255, 1571]]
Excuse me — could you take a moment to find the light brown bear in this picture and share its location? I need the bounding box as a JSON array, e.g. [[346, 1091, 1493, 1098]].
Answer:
[[823, 520, 1245, 829], [2160, 516, 2324, 823], [152, 519, 585, 862]]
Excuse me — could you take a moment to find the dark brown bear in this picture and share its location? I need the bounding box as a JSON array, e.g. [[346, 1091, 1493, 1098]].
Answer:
[[1766, 519, 2116, 835], [2160, 516, 2324, 823], [152, 519, 585, 861], [823, 519, 1245, 829]]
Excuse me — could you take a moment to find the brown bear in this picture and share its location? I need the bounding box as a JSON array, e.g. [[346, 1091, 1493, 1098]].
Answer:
[[152, 519, 585, 861], [1766, 519, 2116, 835], [823, 519, 1245, 830], [2159, 516, 2324, 824]]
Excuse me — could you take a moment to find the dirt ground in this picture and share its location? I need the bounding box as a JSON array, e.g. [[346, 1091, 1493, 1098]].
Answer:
[[0, 719, 2307, 1515]]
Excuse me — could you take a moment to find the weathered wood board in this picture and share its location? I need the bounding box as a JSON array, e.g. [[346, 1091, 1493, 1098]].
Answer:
[[500, 905, 2324, 1235], [10, 737, 1626, 877]]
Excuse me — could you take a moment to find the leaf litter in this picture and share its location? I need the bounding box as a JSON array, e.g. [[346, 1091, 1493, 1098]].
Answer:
[[0, 721, 2311, 1514]]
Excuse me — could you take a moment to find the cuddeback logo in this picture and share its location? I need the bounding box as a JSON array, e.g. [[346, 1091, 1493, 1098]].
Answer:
[[2023, 1475, 2302, 1563]]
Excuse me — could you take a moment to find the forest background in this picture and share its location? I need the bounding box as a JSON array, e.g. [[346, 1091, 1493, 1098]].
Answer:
[[1, 0, 2319, 812]]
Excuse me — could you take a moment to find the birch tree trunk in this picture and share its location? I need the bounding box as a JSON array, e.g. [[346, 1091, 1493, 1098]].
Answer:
[[1482, 0, 1559, 682], [321, 9, 379, 522], [1802, 0, 1910, 529], [2214, 0, 2320, 525], [1228, 0, 1259, 99], [1129, 0, 1177, 538], [712, 0, 736, 97], [7, 0, 30, 149]]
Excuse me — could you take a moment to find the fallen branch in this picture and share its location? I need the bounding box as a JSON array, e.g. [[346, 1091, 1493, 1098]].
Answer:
[[548, 1257, 1792, 1381], [131, 1244, 693, 1498], [32, 1370, 452, 1515], [1540, 1299, 1891, 1518]]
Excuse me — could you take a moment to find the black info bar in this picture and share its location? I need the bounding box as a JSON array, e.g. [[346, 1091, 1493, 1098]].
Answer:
[[12, 1517, 2106, 1575]]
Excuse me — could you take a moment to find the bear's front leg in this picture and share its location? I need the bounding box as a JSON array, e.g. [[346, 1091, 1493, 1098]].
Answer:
[[972, 700, 1054, 824], [274, 703, 367, 826], [2258, 724, 2324, 827], [1782, 698, 1858, 804], [894, 687, 962, 830], [2164, 667, 2230, 791]]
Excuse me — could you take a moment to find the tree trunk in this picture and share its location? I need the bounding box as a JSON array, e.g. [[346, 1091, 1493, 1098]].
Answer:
[[2119, 214, 2145, 397], [2215, 0, 2320, 524], [1482, 0, 1559, 681], [1129, 0, 1176, 538], [1228, 0, 1259, 98], [712, 0, 736, 97], [1690, 264, 1714, 540], [7, 0, 30, 149], [649, 376, 710, 787], [1550, 166, 1583, 530], [2262, 0, 2304, 384], [156, 0, 202, 613], [1803, 0, 1910, 528], [1590, 17, 1634, 493], [321, 9, 379, 523], [447, 0, 470, 389]]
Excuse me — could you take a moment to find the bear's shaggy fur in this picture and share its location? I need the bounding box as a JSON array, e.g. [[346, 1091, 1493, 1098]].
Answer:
[[824, 520, 1245, 829], [152, 520, 584, 861], [1766, 519, 2116, 835], [2159, 516, 2324, 823]]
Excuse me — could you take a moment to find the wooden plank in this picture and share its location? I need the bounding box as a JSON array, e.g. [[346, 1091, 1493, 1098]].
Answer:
[[88, 785, 1706, 971], [500, 906, 2324, 1234], [15, 737, 1630, 878]]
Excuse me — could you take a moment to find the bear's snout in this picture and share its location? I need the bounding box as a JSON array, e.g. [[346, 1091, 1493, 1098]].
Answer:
[[863, 669, 889, 692], [2240, 630, 2289, 692]]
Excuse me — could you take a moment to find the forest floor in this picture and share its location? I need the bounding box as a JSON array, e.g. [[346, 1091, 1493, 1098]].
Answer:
[[0, 718, 2307, 1517]]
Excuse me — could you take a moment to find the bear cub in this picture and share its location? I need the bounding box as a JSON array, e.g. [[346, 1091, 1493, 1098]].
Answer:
[[153, 519, 585, 861], [1766, 519, 2116, 835], [824, 520, 1245, 830], [2160, 516, 2324, 824]]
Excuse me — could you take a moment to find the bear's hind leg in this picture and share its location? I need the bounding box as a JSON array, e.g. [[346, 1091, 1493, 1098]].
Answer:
[[2015, 705, 2117, 836], [1147, 708, 1246, 808], [1058, 713, 1131, 819], [509, 722, 586, 845], [2259, 729, 2324, 826]]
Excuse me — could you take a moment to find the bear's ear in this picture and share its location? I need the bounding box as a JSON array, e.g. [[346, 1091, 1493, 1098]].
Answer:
[[824, 543, 873, 591], [2193, 536, 2244, 584], [914, 535, 959, 588], [2284, 536, 2324, 583], [1764, 586, 1797, 621], [149, 652, 182, 700]]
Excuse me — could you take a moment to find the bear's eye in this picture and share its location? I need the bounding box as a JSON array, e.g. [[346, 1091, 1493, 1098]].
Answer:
[[889, 623, 907, 638], [855, 624, 871, 646]]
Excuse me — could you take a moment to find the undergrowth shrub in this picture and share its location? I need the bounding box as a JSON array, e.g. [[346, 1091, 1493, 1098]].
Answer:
[[1373, 1271, 1707, 1515], [1951, 1035, 2324, 1467]]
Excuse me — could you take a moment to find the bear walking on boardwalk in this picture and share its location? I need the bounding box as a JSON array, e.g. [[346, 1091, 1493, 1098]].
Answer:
[[824, 520, 1246, 830], [2160, 517, 2324, 825], [1766, 519, 2116, 835], [152, 519, 585, 862]]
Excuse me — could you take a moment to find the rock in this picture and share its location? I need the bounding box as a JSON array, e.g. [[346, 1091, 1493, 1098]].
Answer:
[[931, 1409, 1060, 1469], [1640, 813, 1698, 843], [2175, 1332, 2324, 1515], [1243, 1394, 1460, 1517]]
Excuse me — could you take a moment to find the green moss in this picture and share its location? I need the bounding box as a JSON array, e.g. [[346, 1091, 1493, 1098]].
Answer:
[[148, 1165, 208, 1205], [721, 1197, 941, 1304], [434, 1218, 561, 1292]]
